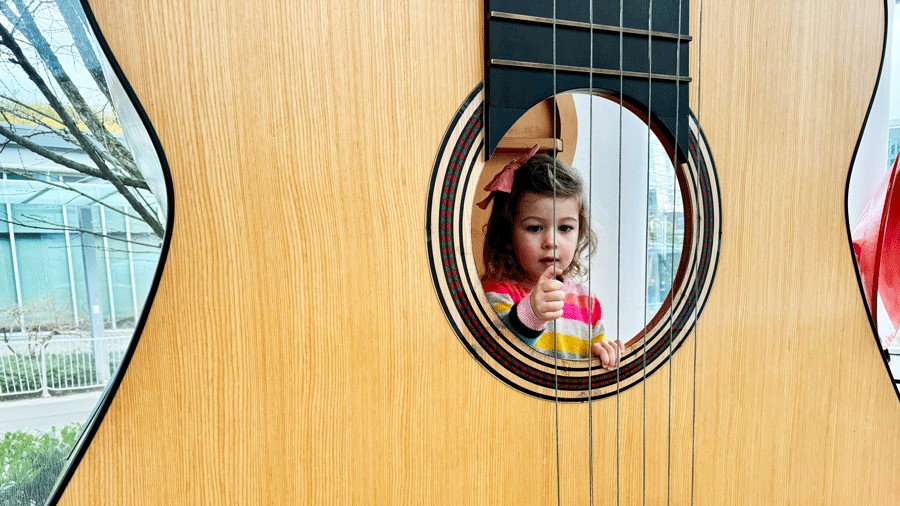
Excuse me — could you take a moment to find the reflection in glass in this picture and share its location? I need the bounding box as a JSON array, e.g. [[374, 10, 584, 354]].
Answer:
[[0, 0, 167, 503], [848, 1, 900, 393]]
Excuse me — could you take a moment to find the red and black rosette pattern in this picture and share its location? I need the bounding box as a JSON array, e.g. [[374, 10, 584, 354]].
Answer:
[[426, 84, 721, 401]]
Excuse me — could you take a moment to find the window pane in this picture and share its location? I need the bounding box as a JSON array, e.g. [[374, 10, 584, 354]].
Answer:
[[0, 0, 170, 503]]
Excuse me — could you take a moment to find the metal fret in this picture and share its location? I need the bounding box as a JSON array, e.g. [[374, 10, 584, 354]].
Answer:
[[490, 11, 692, 42], [490, 58, 691, 82]]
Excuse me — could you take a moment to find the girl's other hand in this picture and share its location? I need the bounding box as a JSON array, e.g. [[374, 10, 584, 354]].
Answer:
[[530, 265, 565, 322], [591, 339, 627, 369]]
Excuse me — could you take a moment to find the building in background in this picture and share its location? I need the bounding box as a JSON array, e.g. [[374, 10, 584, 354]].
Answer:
[[0, 124, 162, 333]]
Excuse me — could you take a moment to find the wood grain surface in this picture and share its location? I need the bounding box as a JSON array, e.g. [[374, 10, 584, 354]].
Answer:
[[61, 0, 899, 504]]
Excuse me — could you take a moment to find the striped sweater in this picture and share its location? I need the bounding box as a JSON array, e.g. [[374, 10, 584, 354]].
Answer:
[[483, 278, 606, 359]]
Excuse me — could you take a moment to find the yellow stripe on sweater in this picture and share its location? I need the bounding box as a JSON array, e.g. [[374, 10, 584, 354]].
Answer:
[[533, 332, 606, 357], [492, 302, 513, 313]]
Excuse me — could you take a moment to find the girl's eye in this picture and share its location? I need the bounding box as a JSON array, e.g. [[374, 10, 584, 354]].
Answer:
[[558, 225, 574, 233], [525, 225, 542, 233]]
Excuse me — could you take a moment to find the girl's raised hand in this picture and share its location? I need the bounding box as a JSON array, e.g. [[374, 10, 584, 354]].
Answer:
[[529, 265, 565, 322], [591, 339, 627, 369]]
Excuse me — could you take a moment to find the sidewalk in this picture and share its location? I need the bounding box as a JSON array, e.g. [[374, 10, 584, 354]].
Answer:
[[0, 391, 102, 434]]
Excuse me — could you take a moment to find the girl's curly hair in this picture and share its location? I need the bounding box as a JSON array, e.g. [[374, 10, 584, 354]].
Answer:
[[481, 153, 597, 282]]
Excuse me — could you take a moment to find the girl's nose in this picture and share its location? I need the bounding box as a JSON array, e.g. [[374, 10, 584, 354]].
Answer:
[[542, 232, 556, 249]]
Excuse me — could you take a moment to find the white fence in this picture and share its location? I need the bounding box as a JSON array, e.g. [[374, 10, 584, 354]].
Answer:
[[0, 335, 129, 398]]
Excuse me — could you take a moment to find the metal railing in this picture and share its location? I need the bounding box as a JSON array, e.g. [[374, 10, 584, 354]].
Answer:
[[0, 335, 128, 398]]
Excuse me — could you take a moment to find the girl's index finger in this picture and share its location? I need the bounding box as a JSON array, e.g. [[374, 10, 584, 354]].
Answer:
[[539, 265, 558, 281], [538, 266, 564, 290]]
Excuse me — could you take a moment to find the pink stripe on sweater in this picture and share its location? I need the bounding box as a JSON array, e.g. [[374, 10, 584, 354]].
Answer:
[[483, 277, 602, 325], [562, 294, 602, 325]]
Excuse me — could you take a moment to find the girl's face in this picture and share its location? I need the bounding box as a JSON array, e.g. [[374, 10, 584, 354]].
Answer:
[[512, 192, 581, 284]]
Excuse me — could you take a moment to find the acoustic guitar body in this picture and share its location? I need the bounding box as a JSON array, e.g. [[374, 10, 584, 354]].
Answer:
[[61, 0, 899, 504]]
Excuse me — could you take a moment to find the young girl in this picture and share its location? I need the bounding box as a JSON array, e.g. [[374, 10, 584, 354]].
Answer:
[[479, 147, 624, 367]]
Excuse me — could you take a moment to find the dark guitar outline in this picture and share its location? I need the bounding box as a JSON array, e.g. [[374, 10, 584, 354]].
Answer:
[[46, 1, 176, 503], [844, 0, 898, 404], [47, 0, 894, 503]]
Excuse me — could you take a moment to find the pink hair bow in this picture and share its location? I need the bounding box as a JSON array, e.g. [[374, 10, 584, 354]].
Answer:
[[475, 144, 541, 210]]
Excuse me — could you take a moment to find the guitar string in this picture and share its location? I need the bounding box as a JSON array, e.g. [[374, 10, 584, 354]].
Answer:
[[587, 0, 595, 504], [691, 0, 705, 504], [552, 2, 562, 505], [643, 1, 654, 505], [668, 0, 685, 504], [616, 0, 625, 505]]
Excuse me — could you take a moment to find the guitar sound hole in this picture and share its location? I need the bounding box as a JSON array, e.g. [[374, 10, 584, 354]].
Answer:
[[473, 92, 687, 361], [426, 84, 719, 400]]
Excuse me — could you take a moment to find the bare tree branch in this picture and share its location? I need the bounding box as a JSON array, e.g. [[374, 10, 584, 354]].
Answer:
[[0, 100, 85, 150], [0, 121, 148, 189], [0, 21, 163, 237], [55, 0, 110, 102], [0, 211, 162, 249], [0, 1, 167, 248], [0, 94, 62, 122], [2, 166, 148, 221], [3, 0, 137, 177], [0, 100, 137, 175]]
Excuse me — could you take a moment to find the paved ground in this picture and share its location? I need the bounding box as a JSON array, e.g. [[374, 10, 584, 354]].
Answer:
[[0, 391, 102, 434]]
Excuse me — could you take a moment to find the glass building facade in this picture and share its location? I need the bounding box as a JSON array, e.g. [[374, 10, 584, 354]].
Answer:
[[0, 126, 162, 333]]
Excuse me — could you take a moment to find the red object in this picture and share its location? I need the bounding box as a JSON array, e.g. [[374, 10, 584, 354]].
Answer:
[[476, 144, 541, 210], [852, 150, 900, 347]]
